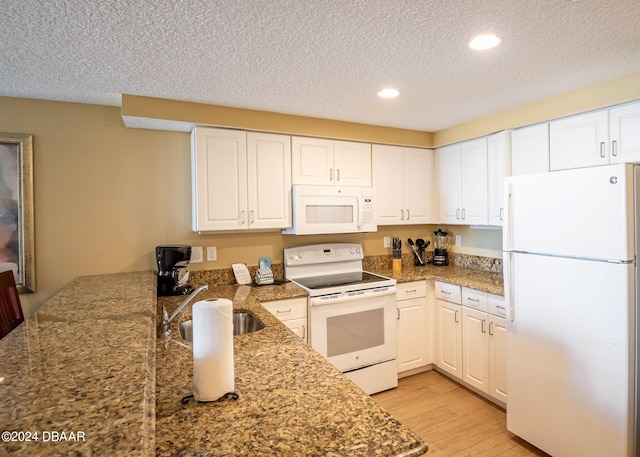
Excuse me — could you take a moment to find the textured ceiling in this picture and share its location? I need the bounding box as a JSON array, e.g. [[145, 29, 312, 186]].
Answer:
[[2, 0, 640, 131]]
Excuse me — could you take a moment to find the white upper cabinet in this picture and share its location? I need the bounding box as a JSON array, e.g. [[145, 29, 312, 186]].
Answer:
[[246, 132, 292, 230], [550, 101, 640, 171], [292, 137, 371, 186], [609, 101, 640, 164], [511, 123, 549, 176], [436, 138, 488, 225], [487, 131, 511, 226], [372, 145, 434, 225], [192, 127, 291, 232], [550, 110, 609, 170]]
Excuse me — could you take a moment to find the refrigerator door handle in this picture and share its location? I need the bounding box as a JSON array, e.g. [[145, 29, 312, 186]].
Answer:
[[505, 252, 515, 321], [503, 181, 513, 252]]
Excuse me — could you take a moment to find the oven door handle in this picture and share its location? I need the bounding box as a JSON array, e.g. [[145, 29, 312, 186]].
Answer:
[[309, 286, 397, 306]]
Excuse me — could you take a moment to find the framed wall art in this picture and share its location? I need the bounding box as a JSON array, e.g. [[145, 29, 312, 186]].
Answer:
[[0, 133, 34, 293]]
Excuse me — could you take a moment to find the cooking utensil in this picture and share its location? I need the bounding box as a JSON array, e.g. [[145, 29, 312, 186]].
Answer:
[[407, 238, 424, 265]]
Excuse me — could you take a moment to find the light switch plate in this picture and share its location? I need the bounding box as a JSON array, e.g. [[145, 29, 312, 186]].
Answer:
[[206, 246, 217, 261], [383, 236, 390, 248], [191, 246, 203, 263]]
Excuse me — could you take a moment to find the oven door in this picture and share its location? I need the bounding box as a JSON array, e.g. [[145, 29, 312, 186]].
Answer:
[[309, 287, 397, 372]]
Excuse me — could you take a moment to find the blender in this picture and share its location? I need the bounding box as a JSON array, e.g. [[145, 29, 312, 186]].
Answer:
[[433, 229, 451, 266]]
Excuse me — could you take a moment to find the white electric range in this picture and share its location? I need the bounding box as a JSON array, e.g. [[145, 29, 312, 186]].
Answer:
[[284, 243, 398, 394]]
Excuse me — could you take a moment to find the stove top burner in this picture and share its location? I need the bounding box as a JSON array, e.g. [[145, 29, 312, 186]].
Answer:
[[293, 271, 389, 291]]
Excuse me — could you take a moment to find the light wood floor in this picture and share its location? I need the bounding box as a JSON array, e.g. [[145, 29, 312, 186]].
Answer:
[[372, 370, 550, 457]]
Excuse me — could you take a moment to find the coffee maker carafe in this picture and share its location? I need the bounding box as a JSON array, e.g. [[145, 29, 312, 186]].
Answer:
[[156, 245, 194, 296], [433, 229, 451, 266]]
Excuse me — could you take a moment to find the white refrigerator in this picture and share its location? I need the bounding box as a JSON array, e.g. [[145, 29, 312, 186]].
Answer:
[[503, 163, 638, 457]]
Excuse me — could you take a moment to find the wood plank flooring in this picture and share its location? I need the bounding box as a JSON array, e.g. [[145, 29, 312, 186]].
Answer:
[[372, 370, 550, 457]]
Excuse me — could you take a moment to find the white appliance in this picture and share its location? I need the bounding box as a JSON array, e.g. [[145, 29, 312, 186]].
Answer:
[[282, 185, 377, 235], [284, 243, 397, 394], [503, 163, 638, 457]]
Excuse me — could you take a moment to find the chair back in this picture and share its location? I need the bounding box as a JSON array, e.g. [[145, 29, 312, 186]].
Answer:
[[0, 270, 23, 340]]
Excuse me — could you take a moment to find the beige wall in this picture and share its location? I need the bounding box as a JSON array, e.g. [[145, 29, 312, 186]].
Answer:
[[433, 72, 640, 146], [2, 72, 639, 315]]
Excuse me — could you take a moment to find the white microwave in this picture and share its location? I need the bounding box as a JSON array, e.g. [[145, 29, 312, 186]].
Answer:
[[283, 185, 377, 235]]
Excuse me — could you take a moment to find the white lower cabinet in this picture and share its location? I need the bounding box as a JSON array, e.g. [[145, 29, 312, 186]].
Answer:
[[435, 281, 463, 378], [435, 281, 507, 405], [261, 297, 307, 343], [396, 281, 433, 375]]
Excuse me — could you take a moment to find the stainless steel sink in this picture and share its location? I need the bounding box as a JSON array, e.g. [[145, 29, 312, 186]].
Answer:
[[178, 312, 265, 341]]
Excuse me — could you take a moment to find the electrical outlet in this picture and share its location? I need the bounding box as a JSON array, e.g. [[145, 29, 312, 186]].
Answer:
[[383, 236, 390, 248], [206, 246, 217, 261], [455, 235, 462, 246], [191, 246, 203, 263]]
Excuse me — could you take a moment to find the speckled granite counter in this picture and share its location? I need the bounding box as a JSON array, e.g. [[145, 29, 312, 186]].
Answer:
[[0, 271, 157, 456], [373, 263, 504, 296], [156, 283, 428, 456], [0, 261, 501, 456]]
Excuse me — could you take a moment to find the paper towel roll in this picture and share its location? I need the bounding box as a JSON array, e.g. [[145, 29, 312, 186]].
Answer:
[[192, 298, 234, 402]]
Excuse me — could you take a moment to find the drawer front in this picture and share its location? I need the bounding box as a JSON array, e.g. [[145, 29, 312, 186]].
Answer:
[[262, 297, 307, 321], [435, 281, 461, 304], [488, 293, 506, 318], [462, 287, 488, 312], [396, 281, 427, 301]]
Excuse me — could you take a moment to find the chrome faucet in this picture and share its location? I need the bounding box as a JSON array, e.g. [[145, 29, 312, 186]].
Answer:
[[162, 285, 208, 337]]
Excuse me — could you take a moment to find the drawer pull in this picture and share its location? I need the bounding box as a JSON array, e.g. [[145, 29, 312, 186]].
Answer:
[[440, 290, 451, 294], [276, 309, 292, 314], [495, 305, 505, 310], [467, 298, 480, 302], [455, 310, 459, 323]]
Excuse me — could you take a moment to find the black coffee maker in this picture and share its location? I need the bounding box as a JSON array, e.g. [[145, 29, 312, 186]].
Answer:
[[156, 245, 194, 296]]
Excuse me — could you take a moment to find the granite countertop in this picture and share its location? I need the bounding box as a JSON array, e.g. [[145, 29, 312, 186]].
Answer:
[[0, 271, 157, 456], [367, 260, 504, 296], [156, 283, 428, 457], [0, 262, 502, 456]]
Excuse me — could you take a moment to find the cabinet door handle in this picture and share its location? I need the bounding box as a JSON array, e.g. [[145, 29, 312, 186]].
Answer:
[[600, 142, 606, 158], [400, 209, 404, 220], [482, 319, 487, 333], [462, 208, 466, 220], [397, 308, 401, 320], [456, 209, 460, 220], [500, 207, 504, 221], [407, 209, 410, 220], [329, 168, 333, 181], [489, 321, 494, 335], [249, 210, 255, 224], [337, 169, 340, 181], [302, 324, 306, 340], [240, 210, 246, 224], [612, 140, 618, 157], [454, 310, 459, 323]]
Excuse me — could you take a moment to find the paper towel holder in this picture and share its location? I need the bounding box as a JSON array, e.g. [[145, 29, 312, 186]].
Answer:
[[181, 391, 239, 404]]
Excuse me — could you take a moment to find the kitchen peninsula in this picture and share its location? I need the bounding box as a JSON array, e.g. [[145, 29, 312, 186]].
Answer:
[[0, 259, 503, 456]]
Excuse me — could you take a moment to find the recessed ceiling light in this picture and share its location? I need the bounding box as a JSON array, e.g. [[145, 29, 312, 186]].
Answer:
[[378, 88, 400, 98], [469, 33, 502, 51]]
